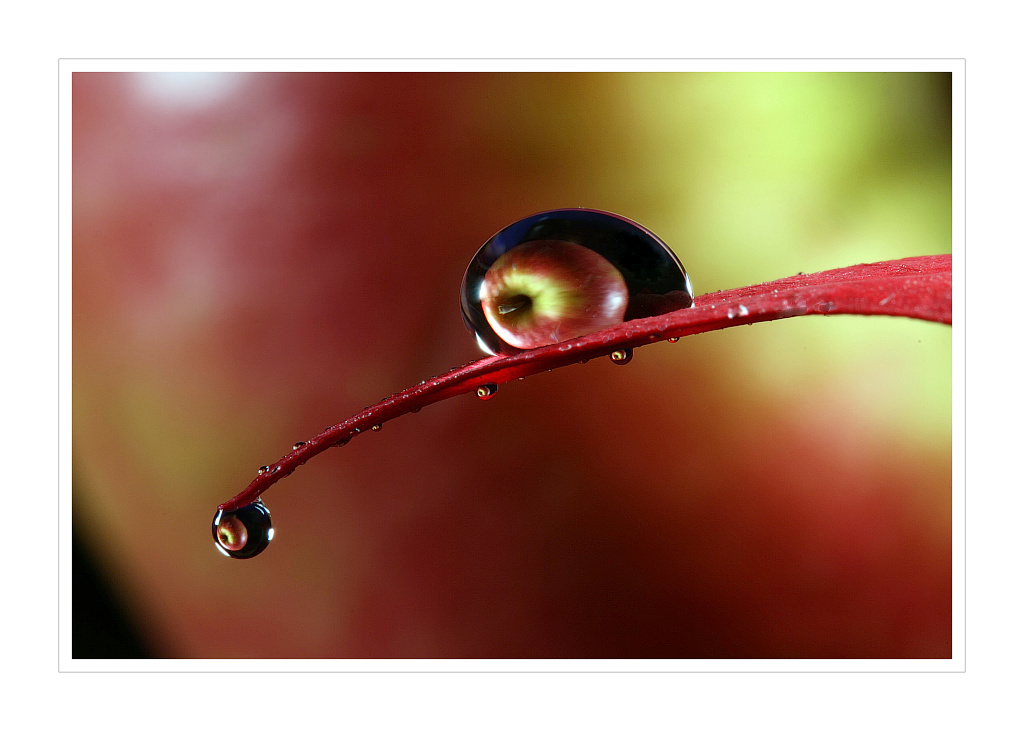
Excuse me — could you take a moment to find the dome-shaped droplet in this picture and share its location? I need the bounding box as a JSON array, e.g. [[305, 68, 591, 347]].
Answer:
[[609, 348, 633, 365], [461, 209, 693, 355], [212, 500, 273, 559], [257, 465, 270, 475], [292, 441, 306, 450]]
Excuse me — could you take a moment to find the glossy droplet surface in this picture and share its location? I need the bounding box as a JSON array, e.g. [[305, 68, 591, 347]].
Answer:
[[476, 383, 498, 400], [212, 500, 273, 559], [610, 348, 633, 365], [216, 514, 247, 550], [461, 209, 693, 355]]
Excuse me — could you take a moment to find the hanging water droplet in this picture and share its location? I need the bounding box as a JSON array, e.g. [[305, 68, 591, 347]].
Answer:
[[461, 209, 694, 355], [349, 428, 361, 435], [371, 423, 382, 431], [212, 499, 273, 559], [476, 383, 498, 400], [610, 348, 633, 365], [292, 441, 306, 450], [332, 437, 350, 448], [257, 465, 270, 475], [668, 337, 680, 343]]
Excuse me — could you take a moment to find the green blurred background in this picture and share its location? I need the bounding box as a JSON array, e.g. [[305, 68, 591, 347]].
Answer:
[[72, 71, 952, 659]]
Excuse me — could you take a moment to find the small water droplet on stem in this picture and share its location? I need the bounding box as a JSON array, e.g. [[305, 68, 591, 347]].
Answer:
[[610, 348, 633, 365], [212, 500, 273, 559], [476, 383, 498, 400]]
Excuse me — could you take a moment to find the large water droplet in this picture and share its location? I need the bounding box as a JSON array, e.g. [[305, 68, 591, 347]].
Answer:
[[212, 500, 273, 559], [461, 209, 694, 355]]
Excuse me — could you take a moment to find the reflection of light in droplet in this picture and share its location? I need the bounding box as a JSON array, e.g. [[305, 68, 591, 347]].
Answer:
[[267, 528, 275, 541], [474, 332, 497, 356], [610, 348, 633, 365], [133, 72, 246, 110], [476, 383, 498, 400], [216, 514, 248, 550], [462, 210, 692, 355], [211, 501, 273, 559]]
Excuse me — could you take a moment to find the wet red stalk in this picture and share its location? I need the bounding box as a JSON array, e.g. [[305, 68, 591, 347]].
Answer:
[[218, 254, 952, 511]]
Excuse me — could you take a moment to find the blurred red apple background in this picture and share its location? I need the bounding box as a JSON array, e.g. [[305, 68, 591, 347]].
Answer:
[[72, 71, 952, 659]]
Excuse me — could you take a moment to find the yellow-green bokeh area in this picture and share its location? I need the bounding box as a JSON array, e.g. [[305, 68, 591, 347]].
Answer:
[[467, 72, 950, 283], [607, 73, 953, 282], [602, 72, 952, 448]]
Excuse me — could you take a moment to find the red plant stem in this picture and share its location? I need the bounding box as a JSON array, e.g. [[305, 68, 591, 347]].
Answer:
[[218, 254, 951, 511]]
